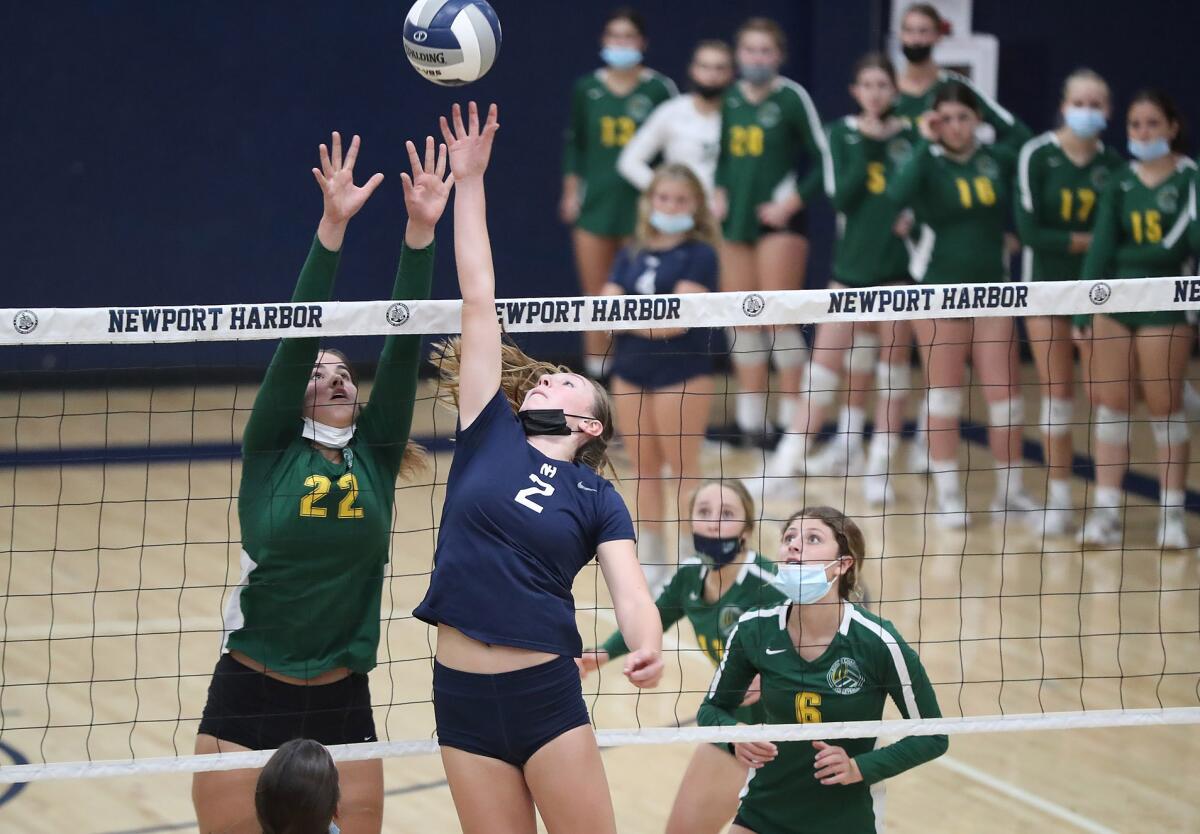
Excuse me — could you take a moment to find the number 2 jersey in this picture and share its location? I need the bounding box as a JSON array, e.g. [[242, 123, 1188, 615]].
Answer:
[[413, 389, 636, 656], [699, 602, 947, 834], [224, 239, 433, 679], [563, 68, 678, 237]]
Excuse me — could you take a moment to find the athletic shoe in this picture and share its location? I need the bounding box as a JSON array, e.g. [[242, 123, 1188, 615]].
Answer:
[[933, 493, 968, 530], [862, 475, 895, 507], [805, 438, 864, 477], [907, 436, 931, 475], [1041, 507, 1075, 537], [1078, 510, 1121, 548], [1158, 510, 1189, 550], [990, 490, 1042, 515]]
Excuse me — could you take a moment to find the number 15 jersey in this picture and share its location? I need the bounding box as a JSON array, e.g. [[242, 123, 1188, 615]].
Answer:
[[414, 389, 635, 656]]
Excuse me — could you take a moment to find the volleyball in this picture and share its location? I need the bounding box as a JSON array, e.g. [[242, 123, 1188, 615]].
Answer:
[[403, 0, 502, 86]]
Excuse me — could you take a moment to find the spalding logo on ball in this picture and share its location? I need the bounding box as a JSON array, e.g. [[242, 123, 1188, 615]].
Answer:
[[404, 0, 502, 86]]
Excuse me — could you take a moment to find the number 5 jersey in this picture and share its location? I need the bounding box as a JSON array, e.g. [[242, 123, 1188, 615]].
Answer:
[[414, 389, 635, 656]]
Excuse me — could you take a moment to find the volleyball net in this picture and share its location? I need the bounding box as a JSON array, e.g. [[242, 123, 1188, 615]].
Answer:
[[2, 274, 1200, 783]]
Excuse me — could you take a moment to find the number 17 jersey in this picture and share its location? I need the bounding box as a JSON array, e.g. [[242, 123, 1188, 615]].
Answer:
[[413, 389, 635, 656]]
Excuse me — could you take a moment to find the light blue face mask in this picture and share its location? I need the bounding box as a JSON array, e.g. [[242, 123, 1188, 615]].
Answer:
[[601, 46, 642, 69], [772, 560, 839, 605], [649, 210, 695, 235], [1064, 107, 1106, 139], [329, 823, 340, 834], [1128, 137, 1171, 161], [739, 63, 776, 86]]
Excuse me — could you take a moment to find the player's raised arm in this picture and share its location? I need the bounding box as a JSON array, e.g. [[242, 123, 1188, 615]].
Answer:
[[440, 102, 501, 429]]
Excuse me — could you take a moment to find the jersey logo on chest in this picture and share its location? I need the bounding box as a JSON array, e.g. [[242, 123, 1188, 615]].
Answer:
[[826, 656, 865, 695]]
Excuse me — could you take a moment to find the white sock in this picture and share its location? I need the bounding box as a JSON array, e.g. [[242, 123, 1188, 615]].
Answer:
[[1093, 486, 1122, 512], [736, 392, 769, 434], [930, 458, 959, 500], [637, 529, 665, 579], [995, 466, 1025, 500], [584, 355, 606, 379], [1161, 488, 1185, 510], [775, 431, 807, 461], [776, 396, 798, 430], [1048, 479, 1072, 511], [865, 432, 894, 476], [1184, 382, 1200, 420]]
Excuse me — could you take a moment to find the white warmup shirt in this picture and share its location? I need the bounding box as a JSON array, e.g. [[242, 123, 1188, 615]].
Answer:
[[617, 94, 721, 194]]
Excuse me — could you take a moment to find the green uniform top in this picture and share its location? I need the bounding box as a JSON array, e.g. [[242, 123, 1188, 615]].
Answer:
[[699, 603, 948, 834], [715, 77, 831, 243], [602, 553, 785, 725], [894, 69, 1032, 154], [888, 140, 1015, 284], [563, 68, 678, 237], [1016, 132, 1124, 281], [825, 116, 920, 286], [1082, 157, 1197, 280], [224, 237, 434, 679]]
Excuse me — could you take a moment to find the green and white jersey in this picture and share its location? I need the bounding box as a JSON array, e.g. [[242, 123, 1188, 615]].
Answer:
[[699, 603, 947, 834], [715, 77, 831, 243], [1082, 157, 1197, 280], [825, 116, 920, 286], [894, 69, 1032, 154], [602, 551, 785, 725], [888, 140, 1016, 284], [1016, 132, 1124, 281], [223, 239, 433, 679], [563, 68, 678, 237]]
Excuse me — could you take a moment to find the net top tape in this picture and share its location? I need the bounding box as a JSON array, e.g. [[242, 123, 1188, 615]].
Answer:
[[4, 275, 1199, 346], [1, 707, 1198, 783]]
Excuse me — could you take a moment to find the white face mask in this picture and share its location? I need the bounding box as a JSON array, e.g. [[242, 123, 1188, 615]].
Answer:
[[302, 417, 356, 449], [772, 560, 840, 604]]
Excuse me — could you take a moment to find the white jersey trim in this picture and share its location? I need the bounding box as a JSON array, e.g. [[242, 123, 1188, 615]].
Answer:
[[708, 605, 790, 699], [849, 608, 921, 718], [779, 77, 834, 200], [220, 548, 258, 653], [1017, 131, 1057, 212]]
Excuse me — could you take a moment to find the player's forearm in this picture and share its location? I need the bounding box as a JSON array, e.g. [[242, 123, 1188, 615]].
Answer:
[[697, 697, 740, 727], [453, 178, 496, 307], [854, 733, 948, 784], [612, 591, 662, 658]]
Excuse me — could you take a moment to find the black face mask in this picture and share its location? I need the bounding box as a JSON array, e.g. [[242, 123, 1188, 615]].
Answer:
[[519, 409, 594, 437], [692, 81, 729, 101], [693, 532, 743, 567], [902, 43, 933, 64]]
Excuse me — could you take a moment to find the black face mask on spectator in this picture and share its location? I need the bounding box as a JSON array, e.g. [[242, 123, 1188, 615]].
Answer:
[[692, 80, 729, 101]]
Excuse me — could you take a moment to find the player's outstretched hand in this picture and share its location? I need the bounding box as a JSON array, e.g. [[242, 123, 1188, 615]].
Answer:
[[734, 739, 778, 770], [402, 135, 455, 234], [812, 740, 863, 785], [439, 102, 500, 181], [576, 649, 609, 678], [622, 647, 663, 689], [312, 132, 385, 225]]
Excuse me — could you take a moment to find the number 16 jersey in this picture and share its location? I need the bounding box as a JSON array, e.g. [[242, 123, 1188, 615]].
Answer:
[[414, 389, 635, 656]]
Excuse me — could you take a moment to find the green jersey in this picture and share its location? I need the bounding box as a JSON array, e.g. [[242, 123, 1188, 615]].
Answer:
[[1016, 132, 1123, 281], [894, 70, 1031, 154], [825, 117, 920, 286], [699, 603, 947, 834], [224, 238, 434, 678], [888, 140, 1015, 284], [715, 77, 831, 243], [1082, 158, 1197, 280], [563, 68, 678, 237]]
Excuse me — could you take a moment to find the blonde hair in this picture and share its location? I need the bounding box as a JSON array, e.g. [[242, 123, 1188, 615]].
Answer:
[[1061, 67, 1110, 104], [430, 337, 614, 473], [632, 163, 719, 252], [781, 506, 866, 601]]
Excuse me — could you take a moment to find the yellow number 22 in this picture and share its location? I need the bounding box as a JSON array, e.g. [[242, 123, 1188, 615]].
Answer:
[[300, 473, 364, 519]]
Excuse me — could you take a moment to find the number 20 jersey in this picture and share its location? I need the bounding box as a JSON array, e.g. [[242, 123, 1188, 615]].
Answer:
[[413, 389, 635, 656]]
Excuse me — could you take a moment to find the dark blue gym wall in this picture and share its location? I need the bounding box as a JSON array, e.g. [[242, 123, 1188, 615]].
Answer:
[[6, 1, 1198, 377]]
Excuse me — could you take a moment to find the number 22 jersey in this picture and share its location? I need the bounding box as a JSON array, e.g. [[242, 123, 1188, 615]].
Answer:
[[414, 389, 635, 656]]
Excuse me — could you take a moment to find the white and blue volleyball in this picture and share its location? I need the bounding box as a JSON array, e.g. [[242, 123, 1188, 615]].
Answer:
[[404, 0, 502, 86]]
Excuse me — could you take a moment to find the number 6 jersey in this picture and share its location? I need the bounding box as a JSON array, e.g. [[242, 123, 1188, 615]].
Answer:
[[414, 389, 635, 656]]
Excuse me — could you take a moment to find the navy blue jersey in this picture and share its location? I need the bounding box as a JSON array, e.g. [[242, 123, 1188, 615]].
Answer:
[[608, 240, 719, 389], [414, 389, 635, 656]]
